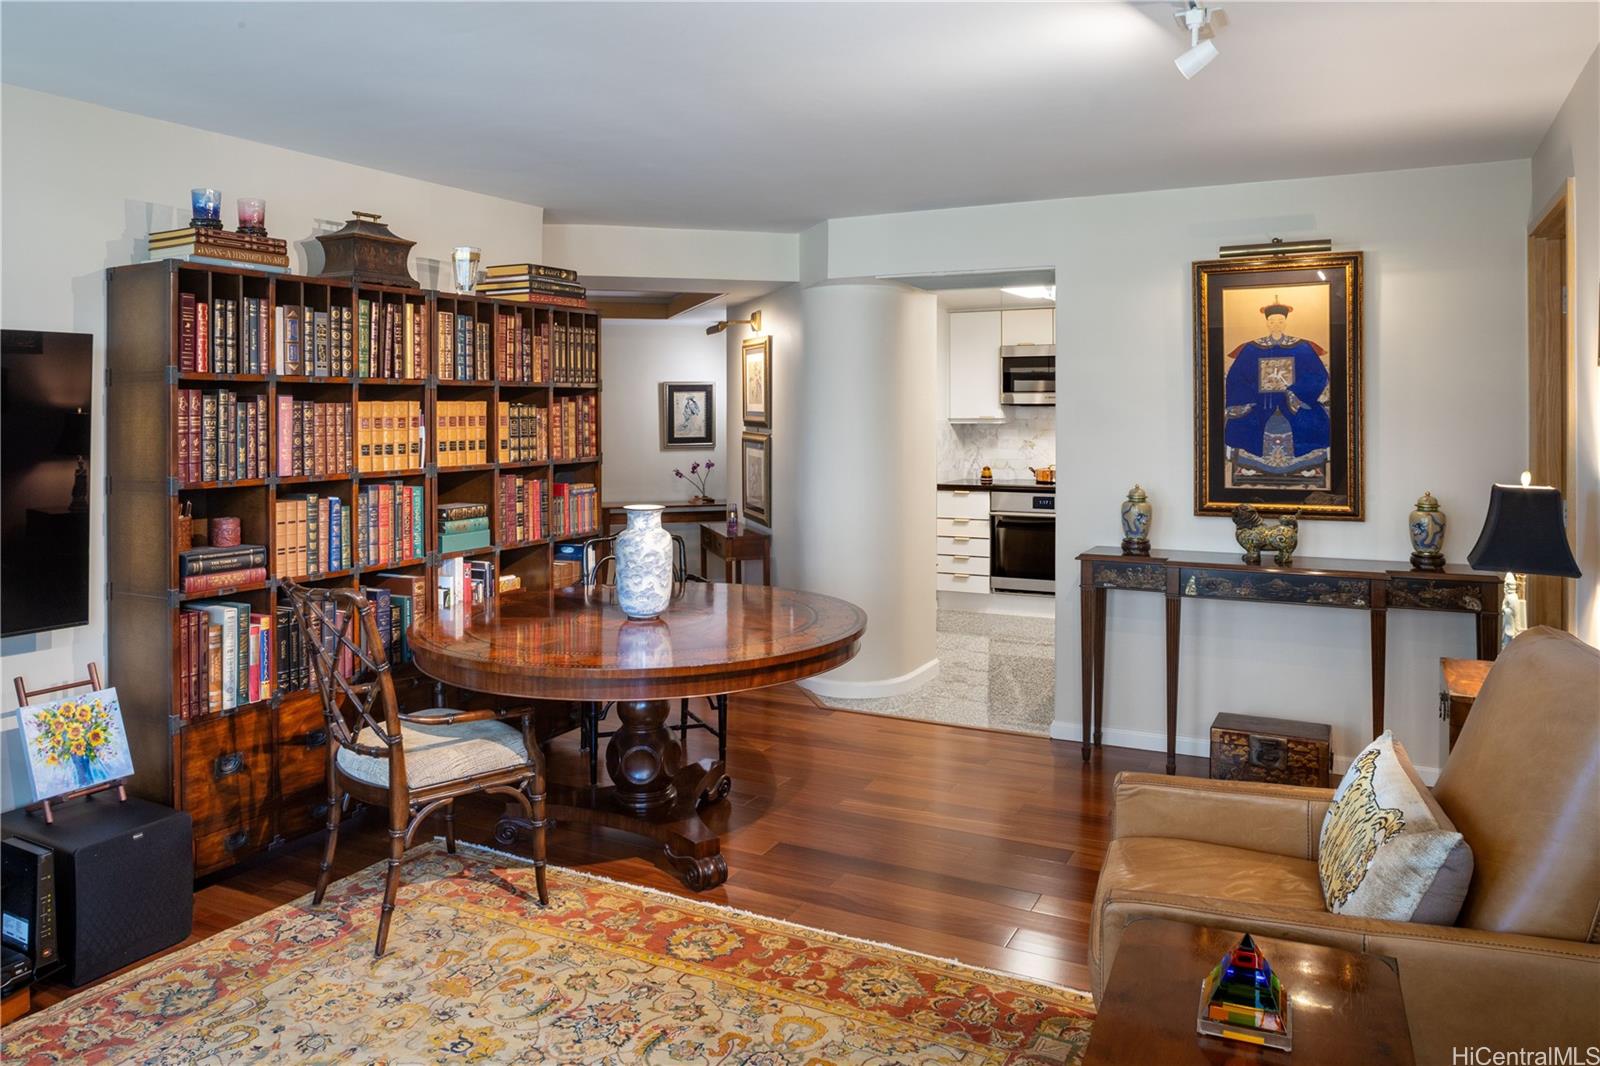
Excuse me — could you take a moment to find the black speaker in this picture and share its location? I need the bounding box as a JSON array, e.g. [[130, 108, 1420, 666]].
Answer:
[[1, 797, 193, 986]]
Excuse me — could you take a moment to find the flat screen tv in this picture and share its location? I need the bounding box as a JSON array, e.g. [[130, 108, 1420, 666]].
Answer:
[[2, 329, 93, 637]]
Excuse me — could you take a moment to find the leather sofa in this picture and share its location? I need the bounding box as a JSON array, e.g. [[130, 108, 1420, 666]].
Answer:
[[1090, 626, 1600, 1063]]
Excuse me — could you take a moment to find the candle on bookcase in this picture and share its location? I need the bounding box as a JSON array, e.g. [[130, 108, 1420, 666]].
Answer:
[[211, 516, 241, 548]]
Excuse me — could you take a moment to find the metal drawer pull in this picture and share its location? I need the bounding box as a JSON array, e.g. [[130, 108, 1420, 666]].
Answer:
[[952, 490, 970, 496], [303, 728, 328, 749], [213, 751, 245, 779], [223, 830, 248, 852], [952, 556, 970, 562], [310, 802, 331, 821], [951, 537, 969, 543]]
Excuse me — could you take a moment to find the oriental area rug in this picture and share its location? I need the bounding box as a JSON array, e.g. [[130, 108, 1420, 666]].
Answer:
[[6, 842, 1095, 1064]]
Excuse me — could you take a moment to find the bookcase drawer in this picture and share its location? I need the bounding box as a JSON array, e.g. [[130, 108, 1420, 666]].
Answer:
[[937, 535, 991, 557], [937, 572, 990, 594], [937, 553, 989, 576], [937, 489, 990, 520], [276, 788, 334, 844], [194, 815, 272, 876], [936, 517, 989, 538], [276, 693, 331, 800], [180, 705, 272, 835]]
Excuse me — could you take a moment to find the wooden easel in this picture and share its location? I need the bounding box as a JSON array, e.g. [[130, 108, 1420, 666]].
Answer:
[[12, 663, 127, 824]]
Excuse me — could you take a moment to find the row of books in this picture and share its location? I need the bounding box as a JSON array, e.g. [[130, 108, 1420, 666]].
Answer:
[[271, 584, 418, 698], [549, 482, 598, 540], [498, 402, 549, 464], [178, 389, 270, 484], [176, 602, 273, 718], [358, 483, 426, 567], [179, 544, 268, 595], [498, 474, 547, 546], [356, 400, 424, 473], [178, 294, 253, 374], [436, 310, 493, 382], [152, 228, 289, 272], [438, 502, 490, 555], [551, 320, 598, 385], [362, 299, 427, 380], [435, 556, 498, 613], [275, 303, 353, 378], [498, 311, 545, 383], [550, 394, 598, 460], [275, 495, 352, 579], [276, 398, 350, 478], [436, 401, 489, 467]]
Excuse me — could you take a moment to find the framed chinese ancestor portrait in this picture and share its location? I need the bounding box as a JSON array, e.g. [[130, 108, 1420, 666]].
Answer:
[[1193, 251, 1364, 520]]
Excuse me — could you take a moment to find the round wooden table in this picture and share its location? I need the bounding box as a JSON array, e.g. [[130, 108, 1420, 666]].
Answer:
[[410, 583, 865, 888]]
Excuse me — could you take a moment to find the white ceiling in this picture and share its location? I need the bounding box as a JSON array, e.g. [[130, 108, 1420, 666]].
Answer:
[[3, 2, 1594, 232]]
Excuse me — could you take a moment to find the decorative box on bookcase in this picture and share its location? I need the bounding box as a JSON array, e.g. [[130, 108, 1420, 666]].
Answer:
[[105, 259, 602, 875]]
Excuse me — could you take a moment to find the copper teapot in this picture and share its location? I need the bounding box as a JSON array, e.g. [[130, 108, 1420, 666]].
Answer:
[[1029, 464, 1056, 485]]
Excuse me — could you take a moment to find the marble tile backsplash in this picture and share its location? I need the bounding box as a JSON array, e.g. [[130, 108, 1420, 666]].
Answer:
[[937, 408, 1056, 480]]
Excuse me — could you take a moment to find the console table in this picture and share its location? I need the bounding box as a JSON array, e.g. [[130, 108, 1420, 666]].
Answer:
[[1077, 546, 1502, 774], [600, 499, 728, 538]]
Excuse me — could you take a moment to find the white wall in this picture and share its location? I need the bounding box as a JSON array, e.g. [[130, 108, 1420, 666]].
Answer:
[[1531, 47, 1600, 647], [825, 159, 1534, 777], [0, 86, 547, 809], [544, 224, 797, 286], [599, 319, 727, 571]]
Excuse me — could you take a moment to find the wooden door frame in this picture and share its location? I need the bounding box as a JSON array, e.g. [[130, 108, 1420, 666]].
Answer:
[[1526, 178, 1577, 630]]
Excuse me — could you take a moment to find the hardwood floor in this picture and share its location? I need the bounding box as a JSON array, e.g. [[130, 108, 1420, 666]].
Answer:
[[30, 685, 1205, 1011]]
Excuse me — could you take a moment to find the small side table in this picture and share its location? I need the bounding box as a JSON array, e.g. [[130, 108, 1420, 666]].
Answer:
[[1440, 657, 1491, 752], [699, 522, 771, 585]]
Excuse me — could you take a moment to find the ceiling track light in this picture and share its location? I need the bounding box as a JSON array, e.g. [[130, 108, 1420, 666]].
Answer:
[[1174, 1, 1220, 79], [707, 310, 761, 337]]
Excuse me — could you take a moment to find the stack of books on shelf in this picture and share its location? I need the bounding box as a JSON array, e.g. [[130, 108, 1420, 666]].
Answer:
[[358, 482, 425, 567], [356, 400, 423, 473], [552, 318, 598, 384], [549, 482, 598, 540], [179, 293, 273, 374], [550, 394, 598, 460], [435, 556, 495, 613], [273, 600, 353, 691], [357, 299, 426, 379], [150, 228, 290, 273], [179, 544, 268, 595], [499, 473, 547, 546], [177, 602, 274, 719], [276, 398, 351, 478], [178, 389, 269, 484], [497, 401, 549, 463], [477, 263, 587, 308], [435, 401, 489, 467], [275, 303, 354, 376], [436, 309, 493, 382], [495, 310, 538, 382], [438, 502, 491, 555], [275, 494, 352, 579], [363, 578, 419, 665]]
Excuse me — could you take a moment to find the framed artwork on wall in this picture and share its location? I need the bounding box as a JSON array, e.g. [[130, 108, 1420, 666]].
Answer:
[[1193, 251, 1365, 520], [741, 336, 772, 427], [659, 381, 716, 449], [741, 431, 771, 525], [17, 687, 135, 802]]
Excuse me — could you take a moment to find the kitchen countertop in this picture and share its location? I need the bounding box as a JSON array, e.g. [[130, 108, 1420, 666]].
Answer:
[[937, 478, 1055, 493]]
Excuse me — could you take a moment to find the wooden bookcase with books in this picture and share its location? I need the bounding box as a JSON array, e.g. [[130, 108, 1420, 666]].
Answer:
[[105, 259, 601, 874]]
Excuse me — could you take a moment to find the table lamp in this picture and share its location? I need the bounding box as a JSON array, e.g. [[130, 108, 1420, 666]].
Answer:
[[1466, 472, 1581, 647]]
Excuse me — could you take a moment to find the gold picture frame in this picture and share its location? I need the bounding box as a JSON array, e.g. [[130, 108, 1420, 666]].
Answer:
[[740, 431, 771, 525], [1193, 251, 1364, 520], [741, 335, 772, 427]]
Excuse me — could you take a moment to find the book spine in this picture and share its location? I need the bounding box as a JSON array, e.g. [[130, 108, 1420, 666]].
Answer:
[[181, 567, 267, 594], [196, 301, 210, 373], [180, 548, 268, 575], [179, 292, 197, 372]]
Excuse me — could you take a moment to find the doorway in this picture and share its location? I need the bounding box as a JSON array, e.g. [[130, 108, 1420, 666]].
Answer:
[[1526, 180, 1576, 629]]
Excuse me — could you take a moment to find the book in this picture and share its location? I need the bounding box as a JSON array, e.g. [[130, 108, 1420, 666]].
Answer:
[[179, 544, 268, 576], [483, 262, 579, 283], [182, 567, 267, 595], [146, 247, 291, 272], [476, 277, 586, 298]]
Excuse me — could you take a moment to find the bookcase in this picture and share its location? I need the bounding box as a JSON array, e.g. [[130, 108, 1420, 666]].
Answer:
[[105, 260, 601, 874]]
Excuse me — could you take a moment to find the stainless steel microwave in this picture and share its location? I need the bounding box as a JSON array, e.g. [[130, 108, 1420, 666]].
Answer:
[[1000, 344, 1055, 406]]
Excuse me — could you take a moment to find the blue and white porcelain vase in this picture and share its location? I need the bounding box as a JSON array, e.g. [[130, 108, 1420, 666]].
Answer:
[[615, 504, 674, 619], [1408, 491, 1446, 571], [1120, 484, 1152, 556]]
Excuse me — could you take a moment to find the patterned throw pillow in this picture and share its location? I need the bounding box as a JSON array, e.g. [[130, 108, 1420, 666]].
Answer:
[[1318, 731, 1473, 923]]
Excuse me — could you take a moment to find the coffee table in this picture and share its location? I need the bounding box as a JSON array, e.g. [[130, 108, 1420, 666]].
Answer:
[[1084, 918, 1414, 1066]]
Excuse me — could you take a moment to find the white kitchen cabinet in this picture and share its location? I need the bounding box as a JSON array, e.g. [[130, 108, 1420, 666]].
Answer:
[[947, 310, 1004, 422], [1001, 307, 1055, 346], [935, 489, 991, 594]]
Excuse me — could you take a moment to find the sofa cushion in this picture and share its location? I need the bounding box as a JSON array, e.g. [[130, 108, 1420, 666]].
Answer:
[[336, 717, 530, 791], [1317, 731, 1473, 924]]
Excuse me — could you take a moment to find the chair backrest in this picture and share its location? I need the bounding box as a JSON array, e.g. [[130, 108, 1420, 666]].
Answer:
[[13, 663, 104, 708], [1433, 626, 1600, 942], [582, 533, 694, 588], [282, 581, 408, 793]]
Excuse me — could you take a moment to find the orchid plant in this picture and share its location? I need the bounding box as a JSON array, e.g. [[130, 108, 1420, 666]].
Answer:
[[673, 460, 714, 498]]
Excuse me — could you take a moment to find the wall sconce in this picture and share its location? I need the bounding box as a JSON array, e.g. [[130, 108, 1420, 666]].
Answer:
[[706, 310, 761, 336], [1217, 237, 1333, 259]]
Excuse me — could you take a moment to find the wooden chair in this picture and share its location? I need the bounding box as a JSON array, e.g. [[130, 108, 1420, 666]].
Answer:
[[283, 582, 548, 957], [577, 534, 728, 786]]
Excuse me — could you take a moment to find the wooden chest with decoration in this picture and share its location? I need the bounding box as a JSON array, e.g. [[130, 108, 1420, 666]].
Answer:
[[1208, 712, 1331, 788]]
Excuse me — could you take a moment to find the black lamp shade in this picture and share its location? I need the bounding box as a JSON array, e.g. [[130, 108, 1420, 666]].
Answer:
[[1467, 483, 1582, 578]]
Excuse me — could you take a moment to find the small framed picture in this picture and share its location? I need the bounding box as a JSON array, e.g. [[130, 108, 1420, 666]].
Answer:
[[741, 336, 771, 427], [16, 687, 135, 802], [660, 381, 715, 449], [741, 432, 771, 525]]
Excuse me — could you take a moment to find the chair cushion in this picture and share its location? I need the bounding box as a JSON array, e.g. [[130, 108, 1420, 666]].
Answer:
[[1318, 731, 1472, 924], [336, 715, 530, 791]]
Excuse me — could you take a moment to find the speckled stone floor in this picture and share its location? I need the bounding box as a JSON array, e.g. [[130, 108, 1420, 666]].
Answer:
[[814, 609, 1056, 736]]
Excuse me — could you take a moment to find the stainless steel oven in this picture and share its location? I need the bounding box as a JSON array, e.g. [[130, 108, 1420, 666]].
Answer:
[[1000, 344, 1055, 406], [990, 490, 1055, 594]]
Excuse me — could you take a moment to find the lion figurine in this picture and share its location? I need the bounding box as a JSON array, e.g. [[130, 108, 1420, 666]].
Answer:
[[1232, 504, 1299, 566]]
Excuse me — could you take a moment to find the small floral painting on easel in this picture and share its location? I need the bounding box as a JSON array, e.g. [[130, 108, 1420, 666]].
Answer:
[[17, 688, 134, 801]]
